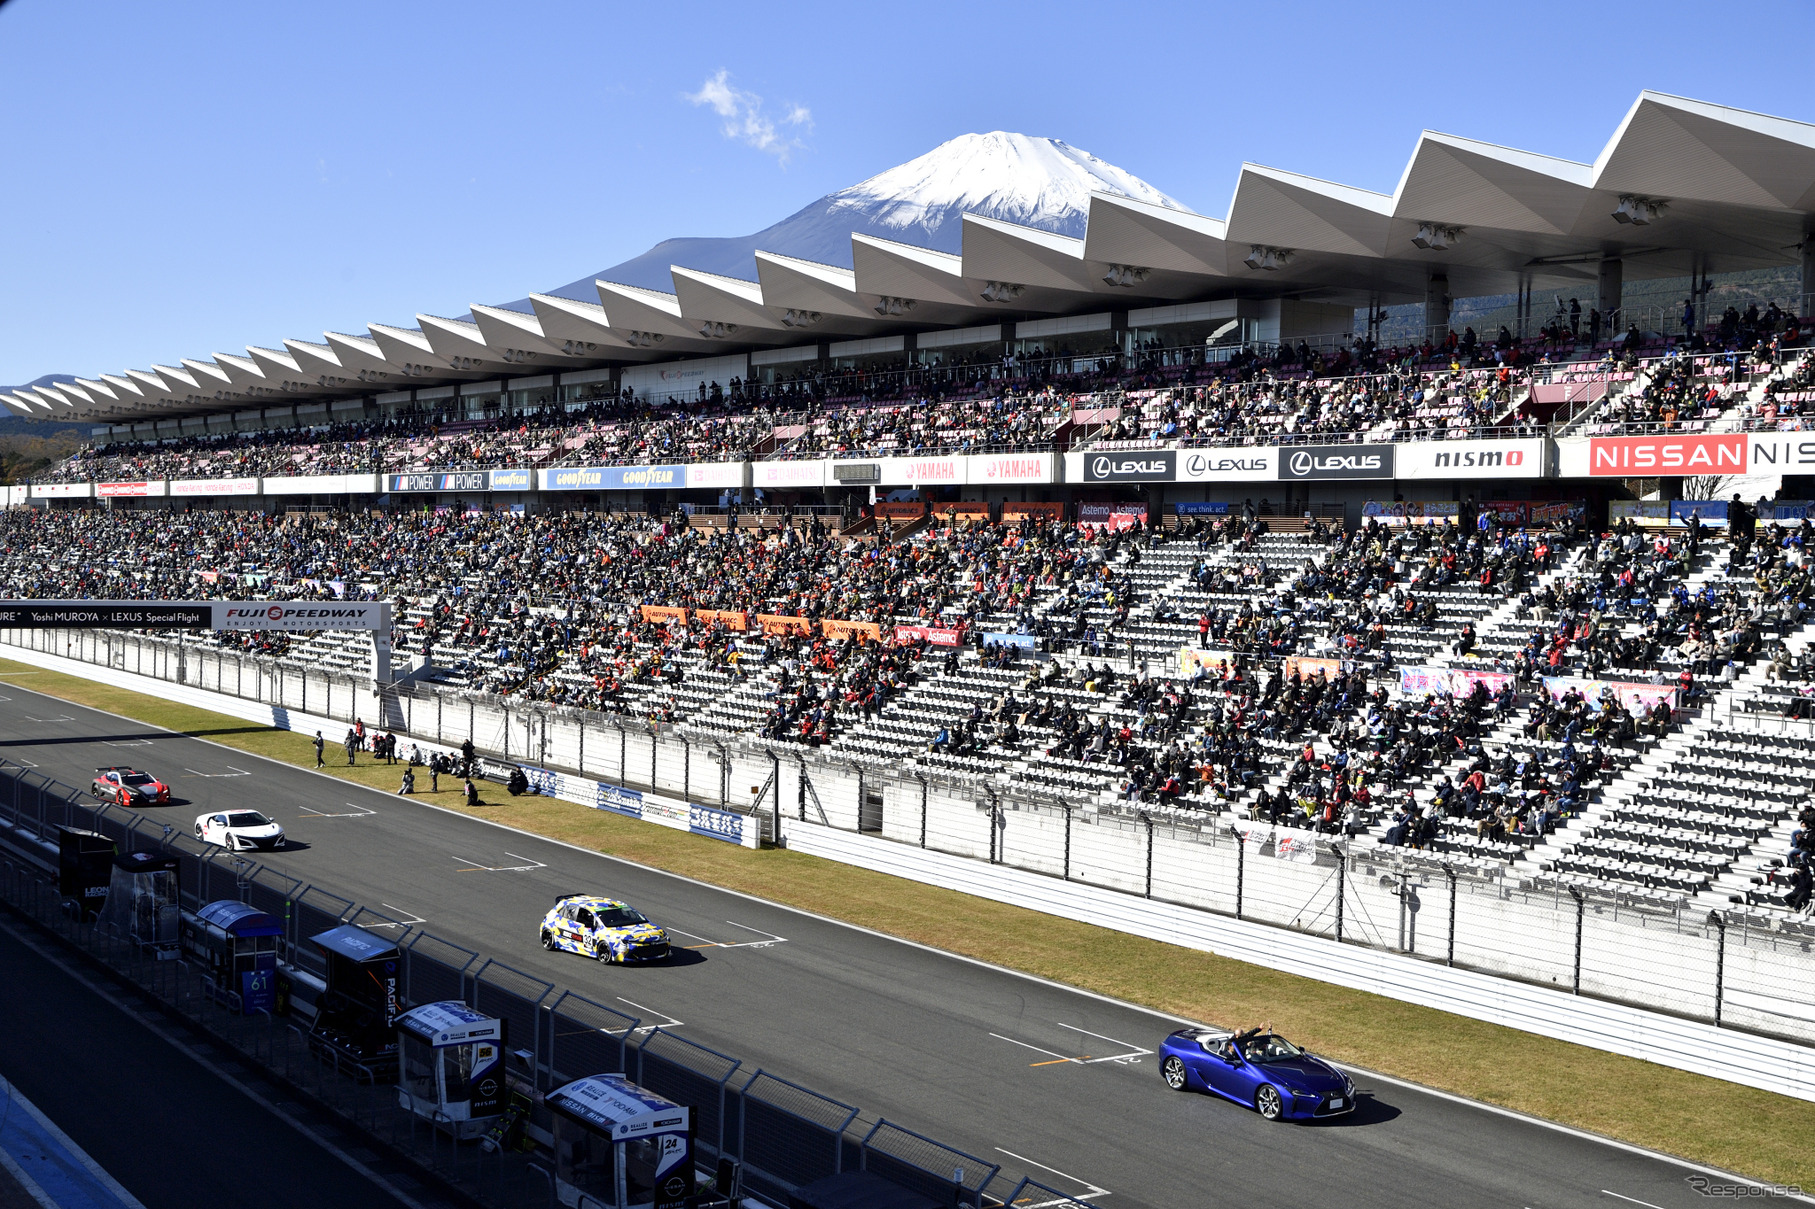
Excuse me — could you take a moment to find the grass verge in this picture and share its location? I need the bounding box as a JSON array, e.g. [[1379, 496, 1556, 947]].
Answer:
[[1, 655, 1810, 1185]]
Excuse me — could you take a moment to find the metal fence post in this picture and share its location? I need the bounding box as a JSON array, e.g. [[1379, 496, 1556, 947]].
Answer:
[[1710, 910, 1727, 1026], [1141, 812, 1153, 900], [1233, 825, 1245, 920], [917, 775, 927, 849], [1570, 887, 1585, 995], [1334, 844, 1346, 943], [1061, 804, 1071, 881], [1444, 864, 1457, 968]]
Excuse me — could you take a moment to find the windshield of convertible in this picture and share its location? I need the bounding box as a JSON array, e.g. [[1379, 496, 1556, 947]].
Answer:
[[1240, 1033, 1303, 1062], [594, 907, 648, 928]]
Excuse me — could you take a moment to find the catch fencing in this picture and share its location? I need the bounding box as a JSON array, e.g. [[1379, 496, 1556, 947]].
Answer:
[[6, 626, 1815, 1049], [0, 757, 1039, 1208]]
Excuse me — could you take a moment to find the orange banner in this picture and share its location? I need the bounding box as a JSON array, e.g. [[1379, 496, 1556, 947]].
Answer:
[[756, 614, 814, 635], [640, 605, 689, 625], [1002, 502, 1065, 520], [1283, 656, 1343, 680], [933, 503, 993, 521], [821, 618, 882, 642], [873, 502, 927, 518], [695, 609, 749, 632]]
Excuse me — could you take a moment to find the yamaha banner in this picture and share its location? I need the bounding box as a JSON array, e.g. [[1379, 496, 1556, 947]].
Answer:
[[1278, 445, 1395, 480]]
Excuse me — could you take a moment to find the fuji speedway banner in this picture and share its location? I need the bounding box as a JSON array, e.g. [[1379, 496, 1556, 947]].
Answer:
[[0, 600, 389, 631]]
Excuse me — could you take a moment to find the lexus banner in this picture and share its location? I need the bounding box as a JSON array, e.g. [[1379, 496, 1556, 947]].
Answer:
[[1083, 451, 1175, 482], [1277, 445, 1396, 480]]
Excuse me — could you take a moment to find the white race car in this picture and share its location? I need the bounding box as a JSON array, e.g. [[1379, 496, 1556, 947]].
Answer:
[[194, 809, 285, 852]]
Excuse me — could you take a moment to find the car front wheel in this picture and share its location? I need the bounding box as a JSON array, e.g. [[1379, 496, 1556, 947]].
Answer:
[[542, 930, 556, 951], [1255, 1085, 1285, 1121], [1161, 1057, 1189, 1091], [194, 824, 204, 841], [593, 940, 611, 962]]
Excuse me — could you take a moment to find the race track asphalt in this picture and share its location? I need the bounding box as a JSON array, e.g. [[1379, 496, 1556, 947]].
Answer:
[[0, 680, 1756, 1209]]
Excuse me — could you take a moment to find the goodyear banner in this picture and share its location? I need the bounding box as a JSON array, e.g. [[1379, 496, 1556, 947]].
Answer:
[[487, 468, 533, 491], [541, 465, 685, 491]]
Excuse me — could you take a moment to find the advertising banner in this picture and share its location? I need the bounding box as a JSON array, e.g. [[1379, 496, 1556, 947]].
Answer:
[[1668, 500, 1729, 527], [30, 483, 91, 498], [1275, 833, 1319, 863], [893, 624, 965, 647], [970, 452, 1054, 484], [1399, 665, 1514, 699], [688, 804, 748, 844], [640, 605, 689, 625], [754, 460, 829, 489], [1744, 434, 1815, 473], [487, 468, 534, 492], [873, 501, 927, 519], [96, 480, 166, 498], [261, 473, 380, 495], [694, 609, 749, 631], [1282, 656, 1346, 680], [1082, 451, 1175, 483], [541, 465, 684, 491], [1001, 502, 1065, 520], [387, 471, 488, 493], [1177, 447, 1275, 481], [756, 614, 813, 635], [1608, 500, 1670, 524], [1278, 444, 1394, 480], [172, 477, 260, 497], [1174, 501, 1232, 515], [1177, 647, 1232, 676], [594, 782, 645, 819], [211, 601, 390, 631], [820, 618, 882, 642], [1541, 676, 1679, 714], [1077, 503, 1147, 530], [879, 456, 963, 486], [1362, 500, 1460, 523], [1583, 433, 1745, 476], [981, 632, 1038, 651], [685, 461, 748, 490], [0, 601, 212, 628], [1396, 438, 1544, 479]]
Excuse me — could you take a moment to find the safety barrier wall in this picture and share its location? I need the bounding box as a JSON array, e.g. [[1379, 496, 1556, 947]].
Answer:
[[4, 628, 1814, 1073]]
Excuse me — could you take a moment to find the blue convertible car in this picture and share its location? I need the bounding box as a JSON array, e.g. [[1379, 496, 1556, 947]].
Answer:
[[1158, 1027, 1354, 1121]]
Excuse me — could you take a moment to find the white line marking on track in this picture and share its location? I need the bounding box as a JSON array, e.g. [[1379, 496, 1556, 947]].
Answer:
[[184, 765, 252, 778], [1057, 1023, 1151, 1064], [357, 904, 427, 929], [616, 998, 683, 1032], [989, 1033, 1082, 1064], [297, 801, 377, 818], [995, 1148, 1111, 1203], [101, 738, 152, 746], [722, 920, 787, 946], [25, 714, 73, 723], [1600, 1193, 1668, 1209], [452, 852, 546, 873]]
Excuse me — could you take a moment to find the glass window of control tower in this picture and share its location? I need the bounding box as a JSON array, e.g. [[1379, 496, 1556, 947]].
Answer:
[[1125, 317, 1255, 365]]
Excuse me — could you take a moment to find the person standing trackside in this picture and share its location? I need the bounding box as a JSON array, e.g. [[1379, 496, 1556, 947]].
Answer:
[[430, 760, 439, 794], [313, 731, 325, 769], [344, 728, 357, 766], [461, 737, 475, 775]]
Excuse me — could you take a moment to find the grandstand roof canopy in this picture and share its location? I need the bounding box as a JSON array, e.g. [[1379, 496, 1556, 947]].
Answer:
[[21, 91, 1815, 424]]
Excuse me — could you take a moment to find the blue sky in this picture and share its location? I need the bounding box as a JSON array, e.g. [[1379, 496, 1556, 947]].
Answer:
[[2, 0, 1811, 387]]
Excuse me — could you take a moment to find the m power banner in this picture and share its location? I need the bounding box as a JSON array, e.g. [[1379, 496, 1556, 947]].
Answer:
[[386, 471, 488, 493], [0, 600, 390, 631]]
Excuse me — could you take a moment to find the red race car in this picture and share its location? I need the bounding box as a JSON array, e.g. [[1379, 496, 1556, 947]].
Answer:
[[91, 767, 171, 806]]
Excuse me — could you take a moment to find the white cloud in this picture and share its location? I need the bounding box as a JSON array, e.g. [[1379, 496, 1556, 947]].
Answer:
[[685, 70, 810, 163]]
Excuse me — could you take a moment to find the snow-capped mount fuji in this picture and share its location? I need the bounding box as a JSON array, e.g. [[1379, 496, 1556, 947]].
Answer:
[[542, 131, 1187, 298]]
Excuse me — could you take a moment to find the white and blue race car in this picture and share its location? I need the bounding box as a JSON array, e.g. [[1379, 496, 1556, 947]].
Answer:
[[539, 894, 671, 964]]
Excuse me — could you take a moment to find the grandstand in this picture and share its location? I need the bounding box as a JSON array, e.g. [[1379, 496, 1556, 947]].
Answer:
[[4, 89, 1815, 946]]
